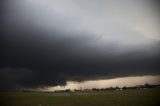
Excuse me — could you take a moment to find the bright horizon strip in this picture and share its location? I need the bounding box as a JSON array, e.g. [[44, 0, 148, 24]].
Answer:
[[40, 75, 160, 91]]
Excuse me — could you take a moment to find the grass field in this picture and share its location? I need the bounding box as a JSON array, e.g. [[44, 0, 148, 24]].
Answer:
[[0, 88, 160, 106]]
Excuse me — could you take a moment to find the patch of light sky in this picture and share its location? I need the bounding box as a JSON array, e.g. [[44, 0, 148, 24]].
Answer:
[[39, 75, 160, 91]]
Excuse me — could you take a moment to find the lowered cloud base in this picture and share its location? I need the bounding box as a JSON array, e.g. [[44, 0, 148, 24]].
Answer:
[[0, 0, 160, 90]]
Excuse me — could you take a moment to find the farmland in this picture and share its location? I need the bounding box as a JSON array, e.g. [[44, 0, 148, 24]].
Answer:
[[0, 88, 160, 106]]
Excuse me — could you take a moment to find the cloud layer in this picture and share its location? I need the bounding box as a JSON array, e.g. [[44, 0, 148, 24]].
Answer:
[[0, 0, 160, 90]]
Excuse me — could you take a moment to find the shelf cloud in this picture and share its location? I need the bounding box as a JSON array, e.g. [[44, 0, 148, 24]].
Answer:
[[0, 0, 160, 90]]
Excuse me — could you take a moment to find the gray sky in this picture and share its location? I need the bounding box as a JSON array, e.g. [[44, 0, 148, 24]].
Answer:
[[8, 0, 160, 43], [1, 0, 160, 90]]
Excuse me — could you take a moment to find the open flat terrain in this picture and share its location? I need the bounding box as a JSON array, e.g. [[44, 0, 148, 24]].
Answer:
[[0, 88, 160, 106]]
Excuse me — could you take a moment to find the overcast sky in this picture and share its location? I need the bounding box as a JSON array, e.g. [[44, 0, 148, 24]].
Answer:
[[0, 0, 160, 90]]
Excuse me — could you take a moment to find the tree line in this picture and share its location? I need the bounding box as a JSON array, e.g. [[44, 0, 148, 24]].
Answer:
[[53, 83, 160, 93]]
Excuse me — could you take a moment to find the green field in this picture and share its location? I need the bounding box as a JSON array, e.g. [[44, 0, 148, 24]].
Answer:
[[0, 88, 160, 106]]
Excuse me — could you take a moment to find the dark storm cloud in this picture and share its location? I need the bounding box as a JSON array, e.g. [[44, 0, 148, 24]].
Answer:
[[0, 0, 160, 90], [1, 25, 159, 90]]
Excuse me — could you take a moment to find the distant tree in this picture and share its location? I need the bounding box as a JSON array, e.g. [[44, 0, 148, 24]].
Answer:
[[65, 89, 71, 92], [144, 83, 149, 88], [115, 86, 120, 90], [122, 86, 127, 90], [92, 88, 99, 91], [108, 87, 114, 91]]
